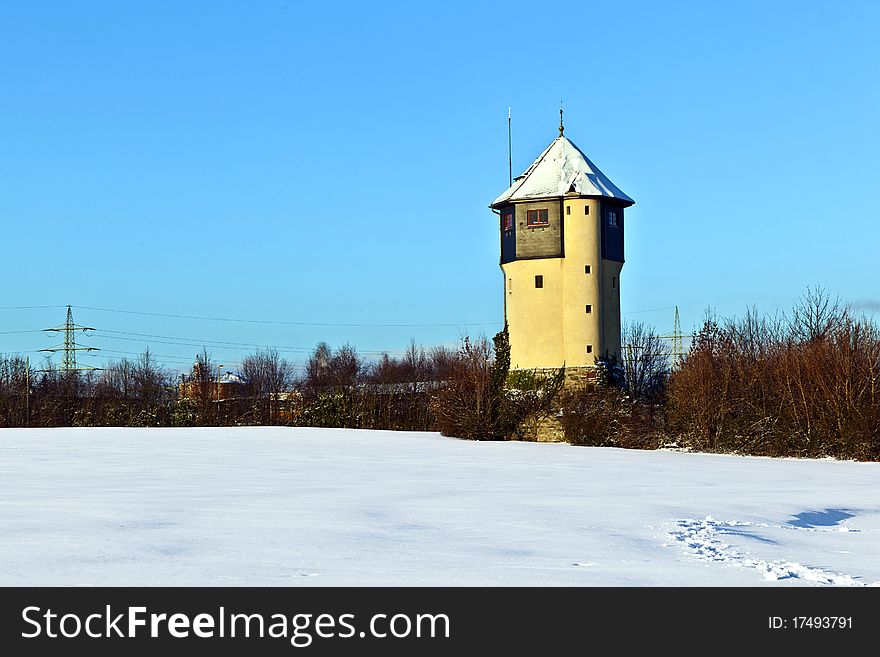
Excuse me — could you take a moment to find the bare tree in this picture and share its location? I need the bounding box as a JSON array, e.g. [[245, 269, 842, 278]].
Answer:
[[95, 358, 136, 424], [99, 359, 135, 399], [133, 347, 169, 408], [188, 349, 218, 424], [303, 342, 332, 391], [303, 342, 362, 393], [329, 344, 362, 388], [0, 355, 33, 427], [240, 348, 294, 424], [402, 339, 432, 385], [368, 353, 405, 384], [788, 285, 844, 343], [428, 345, 458, 381], [430, 336, 495, 439], [621, 321, 670, 400]]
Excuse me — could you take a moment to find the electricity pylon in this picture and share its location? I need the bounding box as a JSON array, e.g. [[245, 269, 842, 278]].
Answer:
[[40, 305, 100, 373], [657, 306, 689, 368], [672, 306, 683, 367]]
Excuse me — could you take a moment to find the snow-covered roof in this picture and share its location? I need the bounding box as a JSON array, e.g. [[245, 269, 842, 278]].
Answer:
[[491, 135, 634, 208]]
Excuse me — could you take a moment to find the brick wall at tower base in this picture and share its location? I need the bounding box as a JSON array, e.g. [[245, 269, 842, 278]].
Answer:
[[510, 366, 598, 443]]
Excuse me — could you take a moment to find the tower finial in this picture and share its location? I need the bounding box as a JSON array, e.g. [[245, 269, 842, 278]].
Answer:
[[559, 101, 564, 136]]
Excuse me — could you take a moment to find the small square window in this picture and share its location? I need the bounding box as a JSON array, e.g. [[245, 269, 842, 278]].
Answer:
[[586, 345, 593, 354], [584, 206, 590, 215], [526, 208, 549, 226], [585, 265, 591, 274], [566, 205, 571, 215], [585, 305, 592, 313], [535, 275, 543, 288]]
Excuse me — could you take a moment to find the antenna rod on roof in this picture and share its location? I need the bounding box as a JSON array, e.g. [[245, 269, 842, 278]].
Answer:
[[508, 107, 513, 187], [559, 100, 564, 136]]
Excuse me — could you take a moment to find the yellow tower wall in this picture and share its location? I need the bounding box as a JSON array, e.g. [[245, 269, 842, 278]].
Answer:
[[502, 258, 565, 369], [561, 198, 603, 368]]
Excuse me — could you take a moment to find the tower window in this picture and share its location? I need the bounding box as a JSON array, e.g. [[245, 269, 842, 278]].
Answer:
[[612, 276, 617, 288], [526, 209, 549, 226], [585, 265, 591, 274], [584, 206, 590, 215], [608, 209, 619, 227], [508, 278, 512, 293], [502, 209, 513, 231], [586, 345, 593, 354], [566, 205, 571, 215], [535, 275, 543, 288], [585, 305, 592, 313]]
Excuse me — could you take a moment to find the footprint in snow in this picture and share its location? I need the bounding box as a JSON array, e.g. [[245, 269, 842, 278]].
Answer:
[[666, 516, 863, 587]]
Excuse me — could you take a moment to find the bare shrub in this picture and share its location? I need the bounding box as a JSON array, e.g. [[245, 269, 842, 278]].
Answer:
[[621, 321, 670, 400], [430, 328, 564, 441], [303, 343, 362, 394], [669, 293, 880, 460], [0, 356, 33, 427], [240, 348, 294, 424], [430, 335, 496, 439], [788, 285, 843, 343]]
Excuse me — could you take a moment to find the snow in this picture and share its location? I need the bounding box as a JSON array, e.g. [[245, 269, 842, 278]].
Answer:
[[491, 136, 635, 207], [0, 427, 878, 586]]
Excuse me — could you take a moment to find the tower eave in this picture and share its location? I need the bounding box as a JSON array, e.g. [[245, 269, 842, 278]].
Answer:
[[489, 194, 635, 211]]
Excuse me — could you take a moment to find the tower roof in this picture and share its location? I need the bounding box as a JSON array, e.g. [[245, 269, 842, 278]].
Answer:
[[491, 135, 634, 208]]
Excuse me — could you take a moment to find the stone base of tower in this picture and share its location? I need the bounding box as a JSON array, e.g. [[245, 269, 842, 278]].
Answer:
[[561, 366, 600, 390], [510, 365, 599, 389], [518, 413, 566, 443], [510, 366, 599, 443]]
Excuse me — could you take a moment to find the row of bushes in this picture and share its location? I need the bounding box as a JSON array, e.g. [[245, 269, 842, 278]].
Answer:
[[2, 289, 878, 460], [560, 289, 880, 461], [667, 309, 880, 459], [0, 340, 455, 429]]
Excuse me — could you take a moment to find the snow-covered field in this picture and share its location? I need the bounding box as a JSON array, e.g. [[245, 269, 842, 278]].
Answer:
[[0, 427, 877, 586]]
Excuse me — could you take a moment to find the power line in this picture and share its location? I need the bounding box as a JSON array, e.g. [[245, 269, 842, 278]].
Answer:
[[623, 306, 676, 315], [0, 305, 67, 311], [74, 304, 500, 328], [4, 325, 409, 358], [3, 325, 409, 367], [91, 332, 407, 357], [96, 348, 207, 364], [2, 304, 471, 366], [95, 329, 318, 352], [95, 328, 407, 355]]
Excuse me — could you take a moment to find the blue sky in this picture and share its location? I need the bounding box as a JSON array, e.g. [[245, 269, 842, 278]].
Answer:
[[1, 0, 878, 373]]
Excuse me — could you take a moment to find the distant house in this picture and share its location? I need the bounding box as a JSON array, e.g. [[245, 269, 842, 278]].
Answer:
[[178, 362, 246, 401]]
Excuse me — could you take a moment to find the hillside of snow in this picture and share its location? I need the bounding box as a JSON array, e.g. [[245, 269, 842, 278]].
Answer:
[[0, 427, 877, 586]]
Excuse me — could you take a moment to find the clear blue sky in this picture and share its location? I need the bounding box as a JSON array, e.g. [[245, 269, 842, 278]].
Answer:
[[2, 0, 878, 374]]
